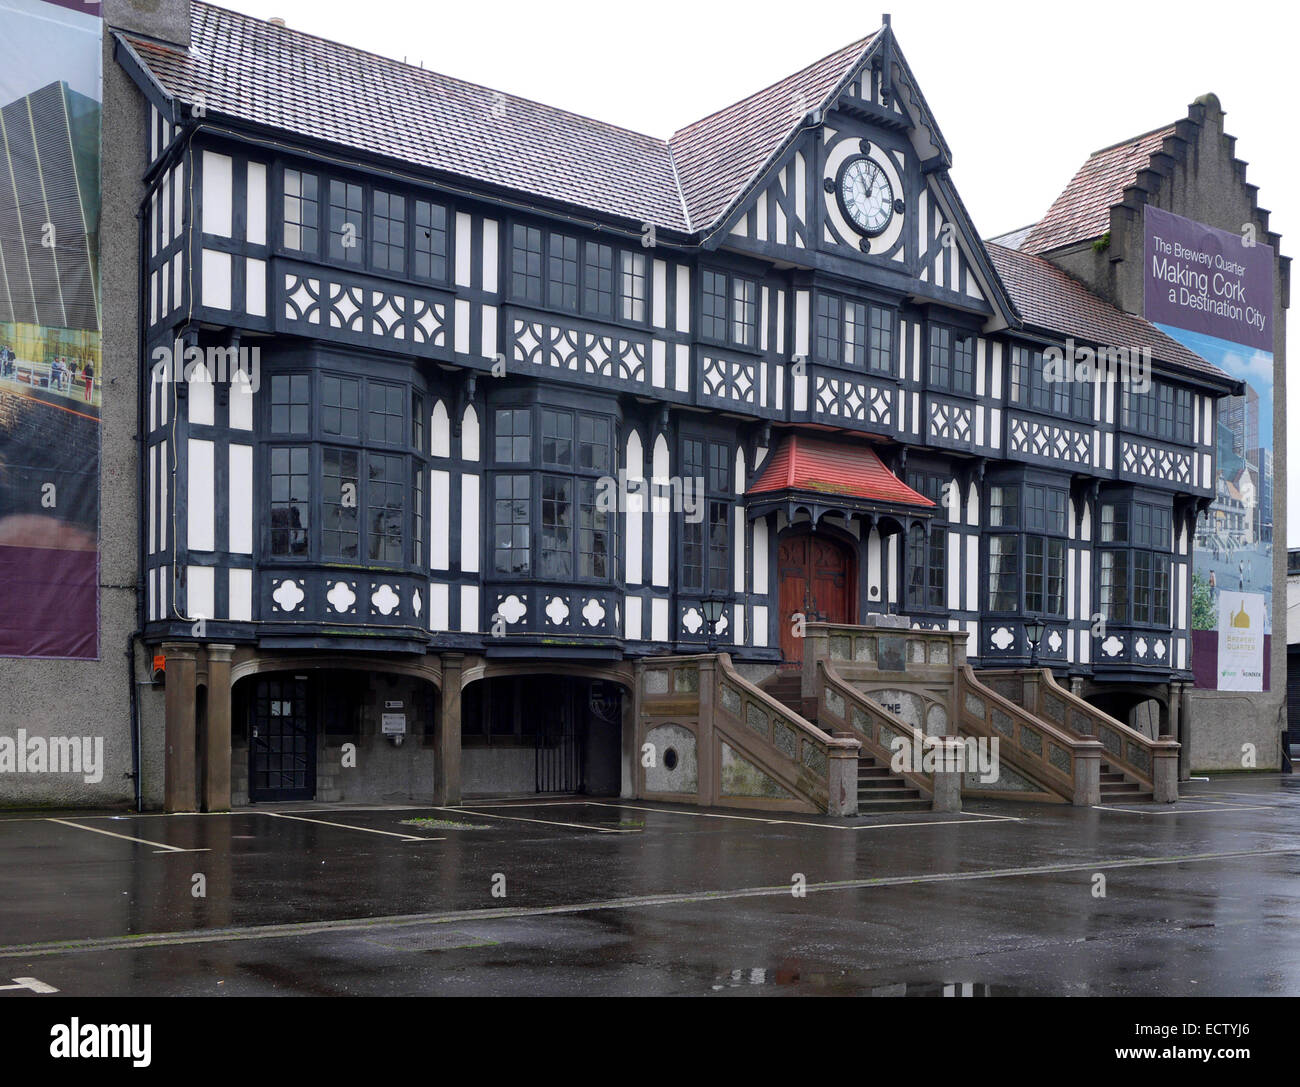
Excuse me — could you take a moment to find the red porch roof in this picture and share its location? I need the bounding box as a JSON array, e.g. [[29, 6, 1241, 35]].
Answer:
[[748, 435, 934, 508]]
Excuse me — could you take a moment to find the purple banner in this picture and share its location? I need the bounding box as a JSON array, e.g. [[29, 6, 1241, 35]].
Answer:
[[1144, 205, 1274, 352]]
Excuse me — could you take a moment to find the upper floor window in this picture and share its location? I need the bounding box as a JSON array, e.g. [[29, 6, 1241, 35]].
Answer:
[[282, 170, 449, 280], [815, 294, 842, 363], [511, 225, 543, 304], [548, 233, 579, 310], [414, 201, 448, 281], [1124, 381, 1193, 444], [583, 242, 614, 318], [700, 269, 757, 350], [283, 170, 319, 254], [328, 180, 364, 265], [817, 292, 895, 372], [928, 325, 974, 395], [732, 277, 757, 348], [621, 252, 646, 323], [1010, 344, 1092, 421], [371, 191, 406, 274], [507, 227, 644, 325]]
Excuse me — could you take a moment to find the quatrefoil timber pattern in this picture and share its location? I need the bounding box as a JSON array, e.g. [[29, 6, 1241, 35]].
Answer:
[[813, 374, 892, 425], [1009, 418, 1092, 465], [1121, 440, 1192, 484], [512, 319, 648, 384], [283, 272, 446, 348], [702, 355, 757, 404]]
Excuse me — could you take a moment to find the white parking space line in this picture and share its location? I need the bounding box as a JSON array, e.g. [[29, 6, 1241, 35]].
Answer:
[[430, 805, 638, 834], [1094, 804, 1278, 816], [470, 799, 1019, 832], [0, 977, 58, 993], [261, 811, 443, 842], [47, 818, 209, 854]]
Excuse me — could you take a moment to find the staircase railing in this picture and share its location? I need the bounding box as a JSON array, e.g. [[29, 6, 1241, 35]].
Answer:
[[713, 654, 860, 815], [981, 668, 1178, 801], [956, 666, 1104, 805], [813, 658, 935, 798]]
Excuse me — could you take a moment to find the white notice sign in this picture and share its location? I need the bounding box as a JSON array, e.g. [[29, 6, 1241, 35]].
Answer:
[[1216, 593, 1265, 692], [381, 713, 407, 735]]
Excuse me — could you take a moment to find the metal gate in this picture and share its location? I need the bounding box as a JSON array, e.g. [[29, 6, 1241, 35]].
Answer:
[[535, 680, 584, 794], [248, 676, 315, 801]]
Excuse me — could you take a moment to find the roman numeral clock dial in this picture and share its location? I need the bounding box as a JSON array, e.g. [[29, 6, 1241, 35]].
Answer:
[[825, 143, 905, 250]]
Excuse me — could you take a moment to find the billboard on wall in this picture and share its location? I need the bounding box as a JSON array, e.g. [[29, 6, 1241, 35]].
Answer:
[[0, 0, 102, 659], [1143, 205, 1275, 692]]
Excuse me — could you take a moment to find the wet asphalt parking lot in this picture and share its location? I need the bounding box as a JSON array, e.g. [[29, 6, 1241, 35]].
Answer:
[[0, 775, 1297, 996]]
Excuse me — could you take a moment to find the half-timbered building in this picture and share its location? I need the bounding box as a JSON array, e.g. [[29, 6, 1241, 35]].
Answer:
[[113, 5, 1248, 812]]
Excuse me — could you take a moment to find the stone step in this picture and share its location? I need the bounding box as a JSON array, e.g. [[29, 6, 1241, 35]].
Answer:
[[858, 787, 924, 801], [857, 798, 932, 814]]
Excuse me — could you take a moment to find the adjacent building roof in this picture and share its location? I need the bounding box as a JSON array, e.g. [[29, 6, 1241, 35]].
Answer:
[[1023, 126, 1176, 255], [748, 434, 934, 508], [122, 2, 881, 235], [987, 242, 1232, 382]]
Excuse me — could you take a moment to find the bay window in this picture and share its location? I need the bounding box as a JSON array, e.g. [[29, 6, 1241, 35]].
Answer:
[[681, 436, 731, 593], [264, 369, 423, 571], [984, 481, 1068, 616], [489, 403, 616, 582], [1099, 499, 1173, 627]]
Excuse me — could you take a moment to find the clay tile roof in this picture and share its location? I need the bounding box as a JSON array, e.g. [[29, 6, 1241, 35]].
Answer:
[[1023, 126, 1176, 255], [986, 242, 1231, 382], [748, 434, 934, 508], [667, 33, 878, 231], [123, 3, 881, 236]]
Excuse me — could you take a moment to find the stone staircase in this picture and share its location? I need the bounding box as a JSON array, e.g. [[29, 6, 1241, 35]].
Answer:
[[764, 670, 929, 815], [764, 671, 815, 720], [1098, 762, 1154, 803], [856, 754, 931, 813]]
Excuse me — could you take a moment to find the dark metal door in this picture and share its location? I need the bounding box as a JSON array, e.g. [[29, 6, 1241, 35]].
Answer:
[[249, 676, 315, 801], [535, 679, 584, 794]]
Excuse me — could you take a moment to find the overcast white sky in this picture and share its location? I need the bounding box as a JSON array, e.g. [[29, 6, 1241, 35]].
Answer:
[[217, 0, 1298, 530]]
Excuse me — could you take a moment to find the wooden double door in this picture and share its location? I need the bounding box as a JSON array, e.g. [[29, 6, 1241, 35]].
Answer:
[[777, 531, 856, 664]]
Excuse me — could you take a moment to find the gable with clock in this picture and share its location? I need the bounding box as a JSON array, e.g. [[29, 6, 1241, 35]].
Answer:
[[822, 135, 907, 258]]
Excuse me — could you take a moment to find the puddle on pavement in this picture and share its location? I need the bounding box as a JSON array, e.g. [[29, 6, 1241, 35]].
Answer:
[[710, 965, 1021, 996]]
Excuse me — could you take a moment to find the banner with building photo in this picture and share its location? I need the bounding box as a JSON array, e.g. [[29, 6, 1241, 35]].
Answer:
[[0, 0, 102, 659], [1143, 205, 1274, 691]]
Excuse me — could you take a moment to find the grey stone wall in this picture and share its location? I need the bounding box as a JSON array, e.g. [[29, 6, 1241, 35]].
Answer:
[[1046, 96, 1289, 771]]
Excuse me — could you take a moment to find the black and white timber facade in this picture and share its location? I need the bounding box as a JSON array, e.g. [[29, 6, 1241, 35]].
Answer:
[[113, 5, 1244, 807]]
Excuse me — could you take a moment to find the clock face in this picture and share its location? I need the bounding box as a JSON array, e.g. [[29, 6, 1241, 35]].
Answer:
[[837, 156, 894, 237]]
